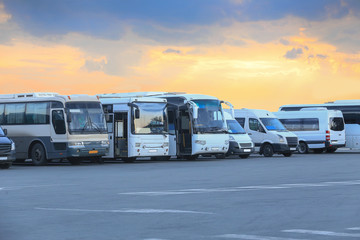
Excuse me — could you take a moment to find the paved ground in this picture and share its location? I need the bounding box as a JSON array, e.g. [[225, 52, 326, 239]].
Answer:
[[1, 152, 360, 240]]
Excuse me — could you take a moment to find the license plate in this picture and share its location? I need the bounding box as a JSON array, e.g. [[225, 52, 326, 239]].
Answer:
[[0, 157, 7, 160], [243, 149, 251, 152], [290, 148, 296, 151], [211, 147, 219, 151], [149, 149, 158, 153], [89, 150, 98, 154]]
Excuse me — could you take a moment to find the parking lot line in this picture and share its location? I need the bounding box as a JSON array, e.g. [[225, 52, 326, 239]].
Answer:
[[35, 207, 214, 214], [216, 234, 309, 240], [118, 179, 360, 196], [283, 229, 360, 237], [347, 227, 360, 231]]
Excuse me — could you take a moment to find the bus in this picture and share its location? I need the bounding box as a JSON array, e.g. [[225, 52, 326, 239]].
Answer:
[[97, 94, 169, 162], [150, 92, 230, 160], [274, 109, 345, 153], [279, 100, 360, 149], [0, 93, 109, 165]]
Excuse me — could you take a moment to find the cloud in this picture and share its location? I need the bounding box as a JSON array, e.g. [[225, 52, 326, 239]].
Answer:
[[0, 3, 11, 23], [284, 47, 304, 59], [163, 48, 182, 54], [316, 54, 327, 59], [279, 38, 290, 45], [82, 58, 107, 72]]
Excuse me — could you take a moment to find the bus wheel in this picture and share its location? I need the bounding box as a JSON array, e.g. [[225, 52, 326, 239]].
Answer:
[[262, 144, 274, 157], [31, 143, 47, 166], [215, 154, 226, 159], [0, 163, 12, 169], [297, 142, 308, 154], [122, 157, 136, 163], [68, 158, 82, 165], [239, 154, 250, 159]]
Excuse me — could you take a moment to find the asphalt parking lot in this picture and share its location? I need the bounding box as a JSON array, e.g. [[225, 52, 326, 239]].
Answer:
[[1, 152, 360, 240]]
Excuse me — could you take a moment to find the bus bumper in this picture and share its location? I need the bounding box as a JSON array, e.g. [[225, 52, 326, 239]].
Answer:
[[273, 143, 297, 154], [228, 141, 254, 155], [67, 146, 108, 158]]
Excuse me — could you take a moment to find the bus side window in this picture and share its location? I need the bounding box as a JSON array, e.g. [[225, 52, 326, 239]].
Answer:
[[52, 110, 66, 134], [168, 110, 176, 135]]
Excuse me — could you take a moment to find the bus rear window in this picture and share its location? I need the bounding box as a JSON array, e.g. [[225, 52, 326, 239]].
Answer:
[[330, 117, 344, 131]]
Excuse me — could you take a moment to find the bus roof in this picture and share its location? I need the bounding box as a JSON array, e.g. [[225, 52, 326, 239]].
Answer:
[[99, 97, 167, 105], [0, 93, 100, 103]]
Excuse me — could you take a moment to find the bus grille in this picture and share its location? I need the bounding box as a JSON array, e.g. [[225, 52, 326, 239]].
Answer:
[[240, 143, 252, 148], [0, 144, 11, 154], [286, 137, 298, 147]]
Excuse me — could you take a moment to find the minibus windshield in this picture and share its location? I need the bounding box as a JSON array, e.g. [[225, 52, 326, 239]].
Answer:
[[192, 100, 227, 134], [66, 102, 107, 134], [132, 102, 168, 134], [226, 120, 246, 134], [330, 117, 345, 131], [260, 118, 287, 131]]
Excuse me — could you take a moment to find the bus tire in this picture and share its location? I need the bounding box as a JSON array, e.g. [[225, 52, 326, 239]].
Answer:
[[31, 143, 47, 166], [262, 144, 274, 157], [184, 155, 198, 161], [297, 141, 308, 154], [122, 157, 136, 163], [68, 158, 82, 165], [0, 163, 12, 169], [283, 152, 292, 157], [239, 154, 250, 159]]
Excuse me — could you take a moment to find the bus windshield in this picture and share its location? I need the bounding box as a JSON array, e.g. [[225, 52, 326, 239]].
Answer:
[[66, 102, 107, 134], [226, 119, 246, 134], [133, 102, 168, 134], [260, 118, 287, 131], [192, 100, 227, 134]]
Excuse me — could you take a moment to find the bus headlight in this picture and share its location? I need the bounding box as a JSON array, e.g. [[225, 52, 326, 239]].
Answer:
[[11, 142, 15, 151], [101, 140, 110, 147], [69, 141, 85, 148], [277, 135, 285, 143], [195, 140, 206, 145], [229, 136, 235, 141]]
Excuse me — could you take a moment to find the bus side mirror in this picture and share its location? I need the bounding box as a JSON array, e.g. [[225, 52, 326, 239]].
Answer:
[[135, 109, 140, 119], [3, 129, 7, 135]]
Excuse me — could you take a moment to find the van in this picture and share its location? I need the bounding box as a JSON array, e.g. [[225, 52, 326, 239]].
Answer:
[[216, 111, 254, 159], [0, 127, 16, 169], [274, 109, 346, 153], [234, 109, 298, 157]]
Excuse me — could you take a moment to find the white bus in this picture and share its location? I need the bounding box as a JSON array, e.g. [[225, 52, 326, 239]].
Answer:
[[152, 93, 230, 160], [274, 109, 346, 153], [234, 109, 298, 157], [98, 94, 169, 163], [279, 100, 360, 149], [0, 93, 109, 165]]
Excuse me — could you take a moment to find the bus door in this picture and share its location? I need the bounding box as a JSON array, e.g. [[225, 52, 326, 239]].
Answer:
[[167, 109, 177, 156], [50, 109, 68, 157], [104, 113, 114, 158], [114, 112, 128, 158], [178, 109, 192, 155]]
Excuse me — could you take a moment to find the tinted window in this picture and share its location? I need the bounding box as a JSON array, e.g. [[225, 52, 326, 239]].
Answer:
[[26, 102, 49, 124], [168, 110, 176, 135], [260, 118, 286, 131], [52, 110, 66, 134], [249, 118, 260, 131], [280, 118, 319, 131], [5, 103, 25, 124], [227, 120, 246, 134], [51, 101, 64, 108], [235, 117, 245, 128], [0, 104, 4, 125], [330, 117, 344, 131], [343, 113, 360, 124]]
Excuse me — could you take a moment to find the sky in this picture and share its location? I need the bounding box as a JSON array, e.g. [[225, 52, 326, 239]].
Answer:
[[0, 0, 360, 111]]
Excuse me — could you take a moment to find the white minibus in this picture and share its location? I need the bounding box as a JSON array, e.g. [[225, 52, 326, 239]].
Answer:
[[234, 109, 298, 157], [274, 109, 345, 153], [279, 99, 360, 149], [98, 94, 169, 162], [218, 111, 254, 159], [0, 93, 109, 165]]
